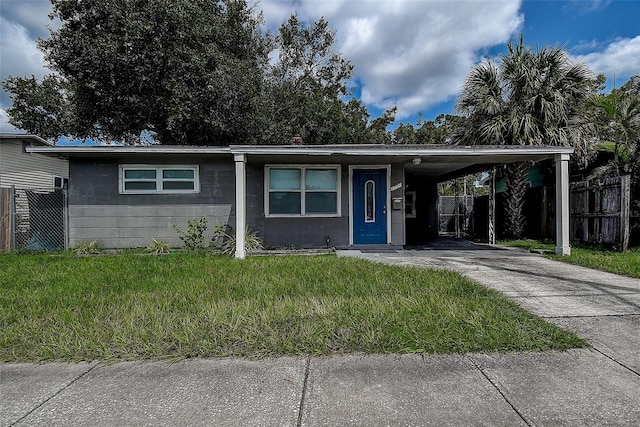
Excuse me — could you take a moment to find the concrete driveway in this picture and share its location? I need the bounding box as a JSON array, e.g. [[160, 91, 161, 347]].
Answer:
[[2, 243, 640, 426]]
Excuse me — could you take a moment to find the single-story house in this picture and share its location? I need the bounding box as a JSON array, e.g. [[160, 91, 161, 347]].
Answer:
[[27, 144, 573, 258]]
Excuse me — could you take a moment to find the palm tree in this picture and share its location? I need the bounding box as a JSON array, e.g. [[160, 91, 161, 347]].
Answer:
[[588, 87, 640, 178], [588, 77, 640, 243], [455, 36, 594, 239]]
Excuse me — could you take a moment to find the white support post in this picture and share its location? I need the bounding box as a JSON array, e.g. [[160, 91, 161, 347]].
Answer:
[[555, 153, 571, 256], [234, 154, 247, 259], [488, 168, 496, 246]]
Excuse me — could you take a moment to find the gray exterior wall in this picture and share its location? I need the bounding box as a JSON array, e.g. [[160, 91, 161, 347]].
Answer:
[[68, 158, 234, 248], [389, 163, 406, 246], [245, 164, 350, 249], [245, 162, 405, 249], [0, 140, 68, 189], [68, 157, 408, 250]]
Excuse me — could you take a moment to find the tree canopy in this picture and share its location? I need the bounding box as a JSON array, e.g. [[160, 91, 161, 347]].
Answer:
[[253, 15, 395, 145], [4, 0, 270, 145], [391, 113, 464, 145], [586, 76, 640, 242], [586, 76, 640, 178], [2, 2, 396, 145]]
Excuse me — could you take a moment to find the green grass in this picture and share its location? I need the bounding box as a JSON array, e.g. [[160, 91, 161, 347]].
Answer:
[[548, 247, 640, 278], [497, 239, 556, 252], [0, 252, 585, 362], [499, 240, 640, 279]]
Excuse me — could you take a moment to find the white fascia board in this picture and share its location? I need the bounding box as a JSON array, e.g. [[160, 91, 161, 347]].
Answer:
[[26, 144, 574, 158], [229, 145, 574, 157], [26, 146, 232, 155]]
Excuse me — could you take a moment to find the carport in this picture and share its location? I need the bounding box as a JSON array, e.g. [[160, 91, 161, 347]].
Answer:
[[231, 145, 573, 258]]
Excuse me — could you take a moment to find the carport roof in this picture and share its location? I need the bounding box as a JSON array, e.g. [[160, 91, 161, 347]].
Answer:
[[27, 144, 573, 180]]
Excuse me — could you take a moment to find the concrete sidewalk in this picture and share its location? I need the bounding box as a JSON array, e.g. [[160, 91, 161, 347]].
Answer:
[[2, 246, 640, 426]]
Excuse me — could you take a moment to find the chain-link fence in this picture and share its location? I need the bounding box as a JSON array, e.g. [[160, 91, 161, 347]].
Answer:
[[438, 195, 474, 237], [0, 187, 67, 252]]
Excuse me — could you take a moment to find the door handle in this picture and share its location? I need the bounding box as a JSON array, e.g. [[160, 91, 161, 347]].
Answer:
[[383, 205, 387, 215]]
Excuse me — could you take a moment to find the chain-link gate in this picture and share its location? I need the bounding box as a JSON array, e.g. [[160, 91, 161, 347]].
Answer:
[[1, 187, 67, 251], [438, 195, 474, 237]]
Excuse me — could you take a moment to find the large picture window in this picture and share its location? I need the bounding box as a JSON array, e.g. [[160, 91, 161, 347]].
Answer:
[[120, 165, 199, 193], [266, 166, 340, 216]]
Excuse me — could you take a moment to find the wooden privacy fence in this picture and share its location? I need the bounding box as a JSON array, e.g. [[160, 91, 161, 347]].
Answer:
[[0, 187, 11, 251], [570, 175, 631, 251]]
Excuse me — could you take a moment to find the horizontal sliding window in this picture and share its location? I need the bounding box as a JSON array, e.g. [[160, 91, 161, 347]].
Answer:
[[266, 166, 340, 216], [120, 165, 199, 193]]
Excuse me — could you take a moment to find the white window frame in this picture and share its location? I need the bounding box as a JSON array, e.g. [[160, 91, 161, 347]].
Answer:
[[119, 165, 200, 194], [265, 165, 341, 217]]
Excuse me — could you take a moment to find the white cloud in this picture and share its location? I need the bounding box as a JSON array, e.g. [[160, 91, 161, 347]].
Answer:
[[0, 0, 56, 39], [575, 36, 640, 80], [0, 17, 46, 79], [0, 107, 19, 133], [566, 0, 612, 13], [261, 0, 523, 119], [0, 0, 52, 133], [0, 16, 48, 109]]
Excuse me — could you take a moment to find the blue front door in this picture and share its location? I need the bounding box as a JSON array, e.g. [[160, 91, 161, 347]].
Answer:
[[353, 169, 387, 244]]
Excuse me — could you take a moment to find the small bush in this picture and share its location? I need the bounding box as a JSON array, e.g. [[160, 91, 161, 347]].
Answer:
[[173, 217, 208, 250], [73, 240, 101, 256], [145, 238, 171, 255], [220, 226, 264, 255], [209, 223, 232, 250]]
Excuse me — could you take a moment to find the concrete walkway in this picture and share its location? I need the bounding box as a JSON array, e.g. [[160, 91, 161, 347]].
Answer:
[[2, 245, 640, 426]]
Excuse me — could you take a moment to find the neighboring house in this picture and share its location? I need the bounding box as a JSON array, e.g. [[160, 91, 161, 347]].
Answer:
[[1, 134, 69, 252], [28, 144, 574, 257], [0, 134, 69, 189]]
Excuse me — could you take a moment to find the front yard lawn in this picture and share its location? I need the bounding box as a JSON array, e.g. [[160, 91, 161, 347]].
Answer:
[[0, 252, 585, 362]]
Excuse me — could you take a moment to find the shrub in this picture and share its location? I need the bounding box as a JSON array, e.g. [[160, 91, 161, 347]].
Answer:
[[173, 217, 208, 250], [145, 238, 171, 255], [209, 223, 232, 250], [73, 240, 101, 256], [220, 226, 264, 255]]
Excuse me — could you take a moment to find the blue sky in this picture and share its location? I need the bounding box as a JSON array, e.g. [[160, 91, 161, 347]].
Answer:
[[1, 0, 639, 139]]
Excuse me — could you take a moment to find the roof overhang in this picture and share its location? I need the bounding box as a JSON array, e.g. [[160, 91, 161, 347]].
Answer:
[[26, 144, 573, 181], [0, 133, 52, 146], [26, 145, 231, 159]]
